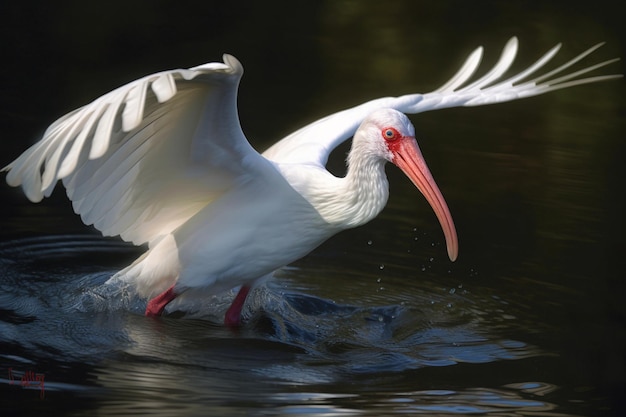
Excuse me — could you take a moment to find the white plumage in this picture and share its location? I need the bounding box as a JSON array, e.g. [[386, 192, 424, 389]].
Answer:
[[3, 37, 620, 325]]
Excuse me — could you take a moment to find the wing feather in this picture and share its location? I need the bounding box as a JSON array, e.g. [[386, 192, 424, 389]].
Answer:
[[263, 37, 621, 166], [432, 46, 483, 93], [122, 82, 149, 132], [455, 36, 519, 92], [151, 73, 177, 102], [3, 54, 270, 246]]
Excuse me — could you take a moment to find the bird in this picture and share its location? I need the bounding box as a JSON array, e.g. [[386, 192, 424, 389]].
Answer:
[[2, 37, 620, 326]]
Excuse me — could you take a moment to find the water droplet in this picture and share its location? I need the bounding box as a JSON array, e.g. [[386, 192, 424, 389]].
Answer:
[[367, 240, 372, 246], [379, 264, 385, 270], [429, 257, 434, 262], [449, 288, 456, 295], [376, 278, 382, 283]]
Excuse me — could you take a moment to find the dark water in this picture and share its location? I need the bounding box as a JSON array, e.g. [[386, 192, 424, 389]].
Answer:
[[1, 1, 624, 416]]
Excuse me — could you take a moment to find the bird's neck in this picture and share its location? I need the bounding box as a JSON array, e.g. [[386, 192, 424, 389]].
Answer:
[[308, 150, 389, 230], [343, 153, 390, 228]]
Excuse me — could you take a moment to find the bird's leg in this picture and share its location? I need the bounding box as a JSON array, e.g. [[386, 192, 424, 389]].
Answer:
[[224, 285, 251, 327], [146, 284, 251, 325], [145, 285, 177, 317]]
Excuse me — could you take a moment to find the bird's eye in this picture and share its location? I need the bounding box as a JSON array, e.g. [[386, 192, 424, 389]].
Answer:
[[382, 127, 400, 141]]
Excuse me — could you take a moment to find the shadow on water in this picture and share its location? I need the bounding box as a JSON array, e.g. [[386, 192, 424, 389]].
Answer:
[[0, 235, 572, 416]]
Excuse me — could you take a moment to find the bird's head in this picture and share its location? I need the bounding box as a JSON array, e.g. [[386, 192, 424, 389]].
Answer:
[[357, 108, 458, 261]]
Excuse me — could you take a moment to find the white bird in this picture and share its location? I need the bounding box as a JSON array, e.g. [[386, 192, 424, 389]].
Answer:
[[3, 37, 620, 325]]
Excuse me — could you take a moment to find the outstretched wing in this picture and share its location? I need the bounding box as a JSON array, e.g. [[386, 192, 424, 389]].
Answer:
[[263, 37, 621, 166], [4, 55, 270, 245]]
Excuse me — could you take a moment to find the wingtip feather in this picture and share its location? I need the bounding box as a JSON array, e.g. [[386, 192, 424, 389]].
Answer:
[[222, 54, 244, 75], [151, 73, 177, 103]]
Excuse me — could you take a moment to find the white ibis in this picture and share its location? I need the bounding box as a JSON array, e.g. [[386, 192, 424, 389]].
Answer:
[[3, 37, 620, 326]]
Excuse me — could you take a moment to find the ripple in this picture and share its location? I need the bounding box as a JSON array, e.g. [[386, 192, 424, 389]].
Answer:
[[1, 234, 551, 415]]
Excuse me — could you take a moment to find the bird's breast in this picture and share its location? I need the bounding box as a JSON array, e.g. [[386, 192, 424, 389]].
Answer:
[[172, 173, 337, 290]]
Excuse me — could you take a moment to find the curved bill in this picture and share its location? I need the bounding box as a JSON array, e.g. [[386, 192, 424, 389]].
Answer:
[[391, 138, 458, 261]]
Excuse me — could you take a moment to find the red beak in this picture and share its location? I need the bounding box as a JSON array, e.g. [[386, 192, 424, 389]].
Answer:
[[391, 137, 458, 261]]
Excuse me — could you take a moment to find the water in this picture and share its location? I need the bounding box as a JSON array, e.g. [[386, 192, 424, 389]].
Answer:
[[0, 234, 559, 415], [1, 1, 624, 416]]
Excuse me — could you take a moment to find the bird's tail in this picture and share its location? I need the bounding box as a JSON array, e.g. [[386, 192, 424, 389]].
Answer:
[[108, 234, 180, 298]]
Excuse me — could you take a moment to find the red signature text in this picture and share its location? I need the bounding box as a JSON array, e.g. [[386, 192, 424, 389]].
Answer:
[[8, 367, 45, 399]]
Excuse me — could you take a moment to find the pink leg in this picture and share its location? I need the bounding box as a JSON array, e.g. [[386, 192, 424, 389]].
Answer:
[[224, 285, 251, 327], [145, 285, 177, 317]]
